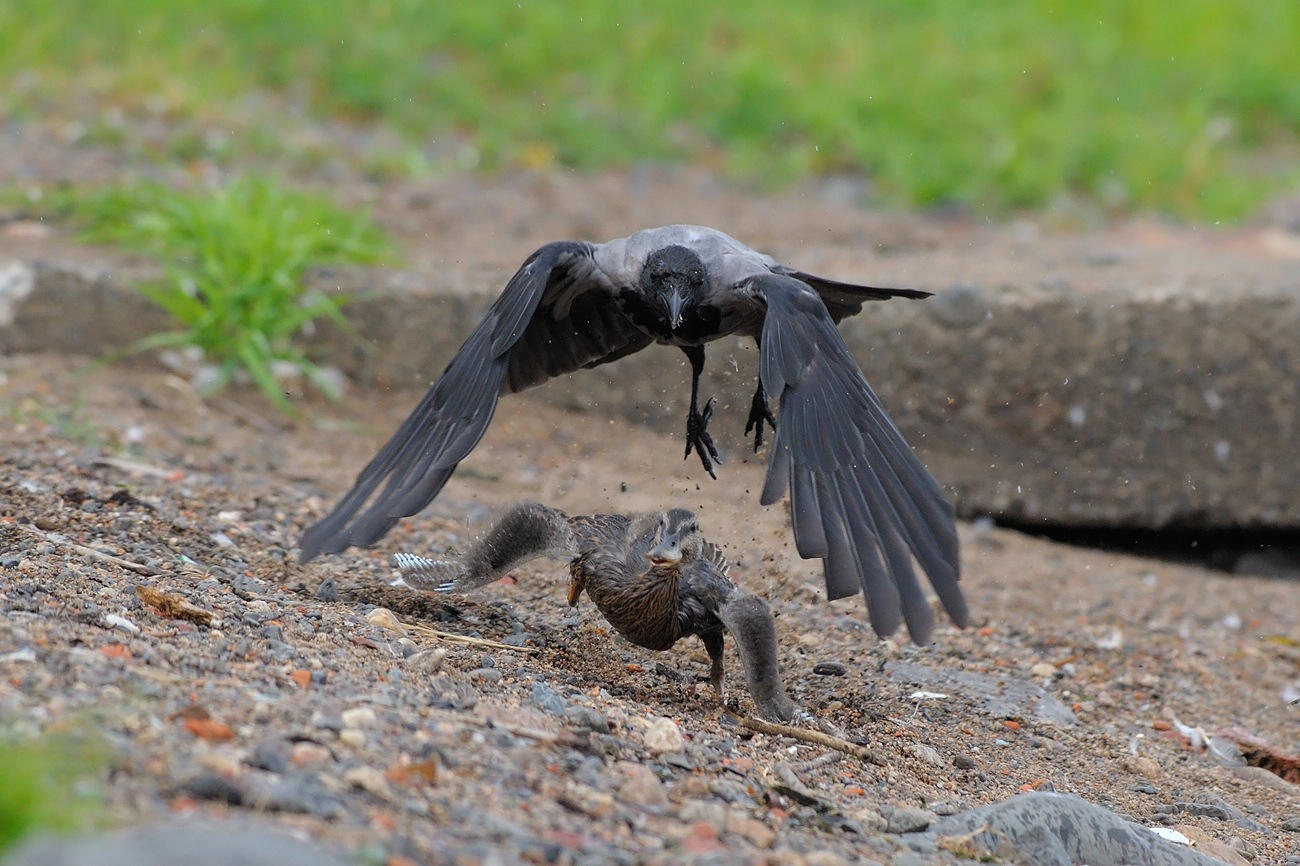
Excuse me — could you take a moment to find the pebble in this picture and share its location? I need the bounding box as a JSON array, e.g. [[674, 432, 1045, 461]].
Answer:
[[726, 814, 775, 848], [952, 754, 978, 770], [907, 743, 943, 766], [1123, 755, 1161, 779], [337, 728, 366, 749], [708, 779, 751, 803], [102, 613, 141, 635], [884, 806, 936, 833], [408, 648, 447, 671], [365, 607, 407, 635], [290, 741, 333, 768], [340, 706, 377, 728], [613, 761, 668, 809], [564, 705, 610, 734], [530, 680, 568, 716], [643, 716, 685, 754], [176, 771, 245, 805], [812, 661, 847, 676], [468, 667, 502, 684], [803, 852, 850, 866], [250, 737, 292, 774], [341, 765, 395, 801], [849, 808, 888, 832]]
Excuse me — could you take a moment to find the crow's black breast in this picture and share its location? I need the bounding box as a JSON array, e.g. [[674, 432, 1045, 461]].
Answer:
[[617, 289, 723, 345]]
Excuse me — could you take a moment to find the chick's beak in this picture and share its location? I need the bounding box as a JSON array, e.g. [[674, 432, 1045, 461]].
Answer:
[[647, 535, 682, 567]]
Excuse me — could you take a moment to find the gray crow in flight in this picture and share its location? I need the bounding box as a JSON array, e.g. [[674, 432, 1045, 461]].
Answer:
[[299, 225, 968, 643]]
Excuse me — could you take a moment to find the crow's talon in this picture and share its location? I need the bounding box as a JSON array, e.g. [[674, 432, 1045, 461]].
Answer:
[[685, 396, 722, 479], [744, 388, 778, 452]]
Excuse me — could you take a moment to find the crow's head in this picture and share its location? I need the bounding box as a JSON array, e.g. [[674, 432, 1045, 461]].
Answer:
[[640, 245, 706, 330], [646, 508, 704, 567]]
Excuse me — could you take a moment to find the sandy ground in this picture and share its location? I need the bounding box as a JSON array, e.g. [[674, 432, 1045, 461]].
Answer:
[[2, 351, 1298, 864]]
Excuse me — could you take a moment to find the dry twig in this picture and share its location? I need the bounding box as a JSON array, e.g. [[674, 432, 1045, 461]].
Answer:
[[741, 716, 884, 765]]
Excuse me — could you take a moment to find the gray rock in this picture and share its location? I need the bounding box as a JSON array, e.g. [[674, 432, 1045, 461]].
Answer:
[[927, 792, 1227, 866], [886, 661, 1077, 725], [564, 705, 610, 734], [884, 806, 935, 833], [249, 737, 291, 774], [3, 823, 350, 866], [530, 680, 567, 716]]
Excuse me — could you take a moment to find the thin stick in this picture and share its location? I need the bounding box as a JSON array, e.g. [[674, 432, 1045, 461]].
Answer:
[[741, 716, 884, 765], [403, 621, 539, 653], [15, 523, 155, 575]]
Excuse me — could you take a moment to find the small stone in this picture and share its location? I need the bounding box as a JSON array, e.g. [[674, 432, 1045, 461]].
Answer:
[[848, 808, 888, 833], [468, 667, 502, 684], [365, 607, 407, 635], [340, 706, 377, 728], [805, 852, 850, 866], [614, 761, 668, 808], [812, 661, 847, 676], [530, 681, 567, 716], [338, 728, 366, 749], [1123, 755, 1161, 780], [908, 743, 943, 766], [885, 806, 935, 833], [408, 648, 446, 671], [342, 765, 395, 801], [290, 741, 333, 768], [643, 716, 685, 754], [726, 815, 775, 849], [1170, 825, 1250, 866], [565, 705, 610, 734], [314, 578, 339, 602], [680, 821, 726, 855], [177, 771, 244, 805], [250, 737, 292, 774], [102, 614, 141, 635], [706, 778, 750, 803], [953, 754, 978, 770]]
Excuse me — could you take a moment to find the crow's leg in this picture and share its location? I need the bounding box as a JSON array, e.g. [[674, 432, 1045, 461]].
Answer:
[[681, 345, 721, 478], [701, 631, 726, 703], [744, 335, 778, 451], [744, 380, 778, 452]]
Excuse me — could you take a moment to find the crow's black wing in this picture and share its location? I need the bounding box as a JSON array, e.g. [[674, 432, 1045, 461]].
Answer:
[[299, 241, 646, 562], [750, 273, 966, 644], [772, 265, 930, 323]]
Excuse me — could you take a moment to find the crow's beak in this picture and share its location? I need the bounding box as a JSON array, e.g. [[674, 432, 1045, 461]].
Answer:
[[666, 286, 686, 330]]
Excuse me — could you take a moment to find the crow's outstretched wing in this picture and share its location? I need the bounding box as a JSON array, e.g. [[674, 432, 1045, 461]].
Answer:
[[299, 242, 647, 562], [751, 273, 967, 644], [772, 266, 931, 322]]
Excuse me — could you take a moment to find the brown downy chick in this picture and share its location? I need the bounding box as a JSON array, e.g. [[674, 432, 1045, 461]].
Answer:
[[394, 502, 796, 722]]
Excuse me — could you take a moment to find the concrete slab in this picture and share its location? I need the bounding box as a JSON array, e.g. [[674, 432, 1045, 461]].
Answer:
[[3, 222, 1298, 532]]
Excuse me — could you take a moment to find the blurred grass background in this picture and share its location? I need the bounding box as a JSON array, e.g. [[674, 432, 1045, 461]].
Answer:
[[2, 0, 1299, 220]]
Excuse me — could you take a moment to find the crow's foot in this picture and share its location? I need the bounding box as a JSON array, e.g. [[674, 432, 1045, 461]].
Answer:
[[684, 396, 721, 479], [744, 386, 778, 451]]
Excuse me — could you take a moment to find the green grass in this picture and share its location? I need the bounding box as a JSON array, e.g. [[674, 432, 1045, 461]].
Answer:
[[44, 178, 391, 412], [2, 1, 1300, 219], [0, 730, 107, 853]]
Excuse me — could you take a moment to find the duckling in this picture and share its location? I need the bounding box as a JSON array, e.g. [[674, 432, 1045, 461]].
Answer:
[[393, 502, 796, 722]]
